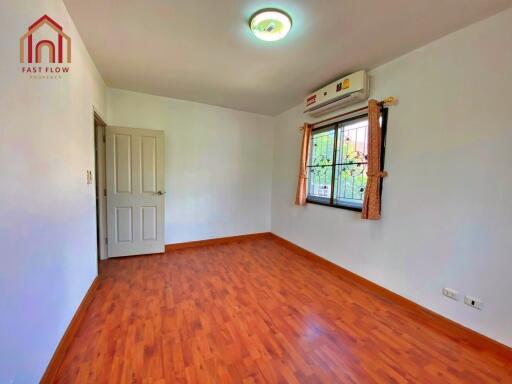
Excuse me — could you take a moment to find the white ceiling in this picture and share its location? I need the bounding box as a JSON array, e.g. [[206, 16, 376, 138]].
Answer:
[[64, 0, 512, 115]]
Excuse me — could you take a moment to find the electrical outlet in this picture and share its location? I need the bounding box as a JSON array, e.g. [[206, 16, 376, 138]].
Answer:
[[464, 295, 483, 310], [86, 170, 93, 184], [442, 287, 459, 301]]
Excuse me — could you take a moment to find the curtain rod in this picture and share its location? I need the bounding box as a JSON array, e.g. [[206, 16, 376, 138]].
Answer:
[[299, 96, 397, 130]]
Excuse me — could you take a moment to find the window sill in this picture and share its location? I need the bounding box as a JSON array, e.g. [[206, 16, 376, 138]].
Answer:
[[306, 198, 362, 212]]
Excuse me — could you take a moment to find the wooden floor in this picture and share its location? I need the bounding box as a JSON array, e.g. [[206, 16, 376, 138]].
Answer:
[[55, 237, 512, 383]]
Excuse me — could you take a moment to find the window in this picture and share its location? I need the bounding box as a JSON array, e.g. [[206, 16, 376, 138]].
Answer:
[[306, 110, 387, 211]]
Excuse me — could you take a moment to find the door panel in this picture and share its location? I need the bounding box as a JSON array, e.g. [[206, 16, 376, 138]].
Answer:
[[115, 207, 133, 242], [106, 126, 165, 257], [141, 206, 157, 240], [141, 136, 157, 193], [114, 134, 132, 193]]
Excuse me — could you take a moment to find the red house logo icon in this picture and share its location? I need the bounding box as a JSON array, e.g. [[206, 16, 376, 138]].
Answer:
[[20, 15, 71, 64]]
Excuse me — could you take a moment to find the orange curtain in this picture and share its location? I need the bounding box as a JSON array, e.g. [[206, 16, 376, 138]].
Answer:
[[295, 123, 313, 206], [362, 100, 388, 219]]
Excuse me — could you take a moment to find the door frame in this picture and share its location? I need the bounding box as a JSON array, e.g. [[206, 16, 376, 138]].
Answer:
[[93, 111, 108, 261]]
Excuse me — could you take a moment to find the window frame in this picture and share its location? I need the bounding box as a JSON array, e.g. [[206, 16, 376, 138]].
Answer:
[[306, 108, 388, 212]]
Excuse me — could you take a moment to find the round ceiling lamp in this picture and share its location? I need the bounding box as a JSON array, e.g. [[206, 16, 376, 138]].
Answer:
[[249, 9, 292, 41]]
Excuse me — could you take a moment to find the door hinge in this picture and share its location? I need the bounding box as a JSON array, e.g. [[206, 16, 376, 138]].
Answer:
[[103, 134, 106, 143], [105, 237, 108, 245], [104, 188, 107, 197]]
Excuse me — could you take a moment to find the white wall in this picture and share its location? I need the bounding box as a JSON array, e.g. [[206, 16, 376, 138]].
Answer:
[[107, 89, 274, 245], [0, 0, 106, 382], [271, 8, 512, 347]]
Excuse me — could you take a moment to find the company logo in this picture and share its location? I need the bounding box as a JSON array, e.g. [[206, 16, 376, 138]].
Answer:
[[20, 15, 71, 79]]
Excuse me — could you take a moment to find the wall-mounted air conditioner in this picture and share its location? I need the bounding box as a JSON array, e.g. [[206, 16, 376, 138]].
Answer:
[[304, 70, 369, 117]]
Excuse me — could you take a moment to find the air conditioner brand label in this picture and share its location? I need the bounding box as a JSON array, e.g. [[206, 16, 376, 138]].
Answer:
[[306, 95, 317, 106]]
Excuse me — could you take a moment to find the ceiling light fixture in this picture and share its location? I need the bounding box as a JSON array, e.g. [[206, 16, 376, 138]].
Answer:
[[249, 9, 292, 42]]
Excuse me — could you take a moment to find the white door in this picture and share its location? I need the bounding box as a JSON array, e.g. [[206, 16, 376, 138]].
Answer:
[[106, 126, 165, 257]]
